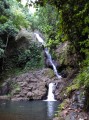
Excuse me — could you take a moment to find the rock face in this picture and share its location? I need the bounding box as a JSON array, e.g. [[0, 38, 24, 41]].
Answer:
[[10, 70, 47, 101], [15, 28, 42, 49], [55, 41, 79, 68], [44, 49, 60, 69], [0, 68, 63, 101], [53, 90, 89, 120]]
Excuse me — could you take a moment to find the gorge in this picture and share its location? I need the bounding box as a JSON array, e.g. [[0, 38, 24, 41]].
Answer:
[[0, 0, 89, 119]]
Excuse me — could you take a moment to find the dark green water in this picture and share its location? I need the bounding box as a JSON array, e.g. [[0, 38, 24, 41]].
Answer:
[[0, 100, 59, 120]]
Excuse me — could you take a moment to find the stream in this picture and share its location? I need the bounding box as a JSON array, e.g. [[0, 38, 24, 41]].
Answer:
[[0, 100, 59, 120]]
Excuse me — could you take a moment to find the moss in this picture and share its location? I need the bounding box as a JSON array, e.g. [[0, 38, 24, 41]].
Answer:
[[10, 83, 21, 96], [59, 53, 68, 65], [55, 41, 70, 66], [54, 99, 69, 120], [59, 99, 68, 111], [74, 66, 89, 88], [66, 83, 79, 95], [43, 68, 54, 78], [15, 87, 21, 92]]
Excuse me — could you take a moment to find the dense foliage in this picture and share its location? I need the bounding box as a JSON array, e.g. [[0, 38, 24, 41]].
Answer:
[[0, 0, 43, 77], [37, 0, 89, 54], [30, 4, 60, 49], [0, 0, 62, 78], [17, 42, 43, 70], [36, 0, 89, 87]]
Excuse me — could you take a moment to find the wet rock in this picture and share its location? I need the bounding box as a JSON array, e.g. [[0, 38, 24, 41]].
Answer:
[[45, 58, 60, 69], [60, 70, 68, 78], [72, 90, 85, 109], [54, 82, 65, 100], [0, 81, 10, 95]]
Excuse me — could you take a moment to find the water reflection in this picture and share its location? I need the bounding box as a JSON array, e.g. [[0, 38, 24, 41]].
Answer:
[[47, 101, 56, 119], [0, 100, 59, 120]]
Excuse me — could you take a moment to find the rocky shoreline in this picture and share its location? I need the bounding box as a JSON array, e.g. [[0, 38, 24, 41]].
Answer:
[[0, 68, 64, 101], [0, 68, 89, 120]]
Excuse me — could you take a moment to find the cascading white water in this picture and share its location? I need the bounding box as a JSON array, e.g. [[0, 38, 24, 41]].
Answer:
[[35, 32, 62, 101], [34, 33, 45, 46], [45, 48, 62, 79], [35, 32, 61, 79], [46, 83, 56, 101]]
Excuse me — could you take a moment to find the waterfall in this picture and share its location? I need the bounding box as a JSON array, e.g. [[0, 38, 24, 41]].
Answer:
[[45, 48, 62, 79], [34, 32, 62, 79], [34, 33, 45, 46], [46, 83, 56, 101], [35, 32, 62, 101]]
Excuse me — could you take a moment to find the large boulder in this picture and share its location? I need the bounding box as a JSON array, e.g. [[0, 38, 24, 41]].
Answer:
[[15, 28, 42, 49], [4, 68, 54, 101], [0, 68, 63, 101], [55, 41, 79, 68]]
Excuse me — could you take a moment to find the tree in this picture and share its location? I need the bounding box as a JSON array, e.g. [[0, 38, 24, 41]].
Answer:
[[0, 0, 31, 73], [36, 0, 89, 56], [30, 4, 60, 49]]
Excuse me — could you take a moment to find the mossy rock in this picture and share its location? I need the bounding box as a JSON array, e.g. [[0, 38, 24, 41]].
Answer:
[[55, 41, 79, 67], [42, 68, 55, 78], [66, 84, 79, 96], [55, 41, 70, 65]]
